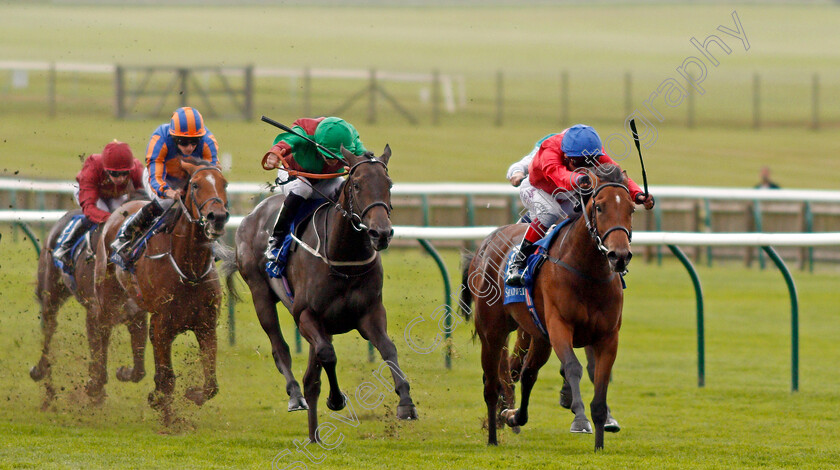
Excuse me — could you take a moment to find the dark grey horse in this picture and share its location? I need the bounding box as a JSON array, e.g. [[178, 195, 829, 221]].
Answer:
[[228, 145, 417, 442]]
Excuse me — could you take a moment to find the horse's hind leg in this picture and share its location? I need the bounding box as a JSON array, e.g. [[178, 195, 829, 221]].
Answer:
[[250, 280, 306, 411], [476, 310, 509, 445], [357, 305, 417, 420], [508, 328, 530, 383], [184, 324, 219, 406], [501, 337, 551, 430], [30, 270, 70, 409], [590, 336, 619, 451], [116, 307, 147, 383]]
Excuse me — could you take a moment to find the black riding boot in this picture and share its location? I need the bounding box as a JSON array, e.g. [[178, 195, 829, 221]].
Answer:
[[110, 200, 164, 263], [266, 193, 306, 262], [53, 216, 95, 273], [504, 238, 538, 287]]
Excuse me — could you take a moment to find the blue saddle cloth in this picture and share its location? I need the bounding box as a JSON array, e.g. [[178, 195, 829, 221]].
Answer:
[[265, 198, 326, 281], [52, 214, 97, 276]]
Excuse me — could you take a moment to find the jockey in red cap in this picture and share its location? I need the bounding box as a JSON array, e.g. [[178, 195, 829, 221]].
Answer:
[[504, 124, 655, 287], [52, 140, 144, 273]]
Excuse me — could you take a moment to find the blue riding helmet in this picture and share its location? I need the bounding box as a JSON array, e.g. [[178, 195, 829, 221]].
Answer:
[[561, 124, 604, 158]]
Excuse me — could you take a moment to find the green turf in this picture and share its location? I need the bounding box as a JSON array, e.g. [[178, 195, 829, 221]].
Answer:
[[1, 233, 840, 468]]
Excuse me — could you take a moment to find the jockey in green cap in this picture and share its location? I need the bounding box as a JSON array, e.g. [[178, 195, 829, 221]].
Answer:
[[261, 117, 369, 265]]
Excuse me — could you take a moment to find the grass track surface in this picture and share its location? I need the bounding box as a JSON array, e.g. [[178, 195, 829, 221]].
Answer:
[[1, 235, 839, 468]]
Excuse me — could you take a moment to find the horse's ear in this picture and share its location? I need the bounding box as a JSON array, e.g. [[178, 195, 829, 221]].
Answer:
[[340, 145, 361, 166], [621, 169, 630, 186], [180, 159, 198, 176], [379, 144, 391, 166]]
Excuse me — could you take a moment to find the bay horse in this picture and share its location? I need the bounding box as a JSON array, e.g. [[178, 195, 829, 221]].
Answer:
[[229, 145, 417, 442], [30, 203, 149, 409], [460, 167, 634, 451], [93, 158, 229, 422]]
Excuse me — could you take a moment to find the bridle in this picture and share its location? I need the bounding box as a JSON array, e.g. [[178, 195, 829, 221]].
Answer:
[[579, 182, 633, 257], [179, 165, 228, 231], [344, 158, 392, 232]]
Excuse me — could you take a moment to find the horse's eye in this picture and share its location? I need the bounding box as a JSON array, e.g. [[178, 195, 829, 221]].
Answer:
[[595, 205, 602, 213], [353, 182, 360, 191]]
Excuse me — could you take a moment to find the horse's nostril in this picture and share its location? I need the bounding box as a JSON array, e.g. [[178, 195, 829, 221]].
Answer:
[[207, 212, 215, 220], [389, 228, 394, 237], [626, 252, 633, 261], [607, 251, 617, 260]]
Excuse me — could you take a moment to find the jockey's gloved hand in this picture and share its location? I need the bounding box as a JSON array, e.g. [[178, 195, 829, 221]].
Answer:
[[635, 193, 655, 210], [575, 173, 592, 190]]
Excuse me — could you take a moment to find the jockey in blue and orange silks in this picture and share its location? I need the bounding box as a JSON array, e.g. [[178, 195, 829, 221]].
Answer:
[[110, 106, 219, 265], [504, 124, 655, 287]]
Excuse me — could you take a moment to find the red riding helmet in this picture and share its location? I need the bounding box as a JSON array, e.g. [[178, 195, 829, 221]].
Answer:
[[101, 141, 134, 171], [169, 107, 207, 138]]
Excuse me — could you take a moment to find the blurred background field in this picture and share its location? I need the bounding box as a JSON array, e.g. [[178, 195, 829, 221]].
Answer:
[[1, 3, 840, 187]]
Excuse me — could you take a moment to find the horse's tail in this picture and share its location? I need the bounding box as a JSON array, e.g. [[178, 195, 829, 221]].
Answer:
[[215, 240, 241, 303], [458, 250, 475, 321]]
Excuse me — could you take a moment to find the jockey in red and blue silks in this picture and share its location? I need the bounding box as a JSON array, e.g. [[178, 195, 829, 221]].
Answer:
[[110, 107, 219, 265], [504, 124, 655, 287]]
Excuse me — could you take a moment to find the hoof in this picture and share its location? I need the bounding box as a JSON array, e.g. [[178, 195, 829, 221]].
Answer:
[[148, 390, 173, 411], [116, 366, 145, 383], [559, 389, 572, 409], [397, 404, 418, 420], [85, 380, 106, 405], [605, 416, 621, 433], [500, 408, 518, 427], [288, 395, 309, 412], [326, 393, 346, 412], [570, 418, 593, 434], [29, 365, 47, 382]]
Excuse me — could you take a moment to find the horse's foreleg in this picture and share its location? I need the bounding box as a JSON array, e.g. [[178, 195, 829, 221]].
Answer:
[[548, 326, 592, 434], [302, 344, 323, 443], [590, 336, 619, 451], [185, 324, 219, 406], [297, 309, 344, 413], [503, 338, 551, 430], [148, 314, 175, 421], [84, 304, 111, 405], [583, 344, 619, 433], [116, 308, 147, 383], [357, 307, 417, 420], [250, 280, 305, 411]]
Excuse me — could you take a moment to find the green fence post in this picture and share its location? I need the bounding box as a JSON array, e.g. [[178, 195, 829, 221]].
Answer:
[[703, 199, 712, 267], [761, 246, 799, 392], [654, 203, 663, 266], [752, 200, 765, 270], [668, 245, 704, 388], [418, 239, 453, 370], [803, 202, 814, 272]]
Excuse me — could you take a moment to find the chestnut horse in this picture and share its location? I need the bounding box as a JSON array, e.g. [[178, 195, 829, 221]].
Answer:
[[230, 146, 417, 442], [30, 208, 148, 408], [94, 159, 229, 421], [460, 168, 634, 451]]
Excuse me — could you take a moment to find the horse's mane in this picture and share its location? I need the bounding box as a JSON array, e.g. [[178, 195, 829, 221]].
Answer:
[[593, 164, 624, 185], [181, 157, 215, 168]]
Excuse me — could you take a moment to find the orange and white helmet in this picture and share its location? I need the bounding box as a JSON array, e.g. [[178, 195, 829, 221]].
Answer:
[[169, 107, 207, 138]]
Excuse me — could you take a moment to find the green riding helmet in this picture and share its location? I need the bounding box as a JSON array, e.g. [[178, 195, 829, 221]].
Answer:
[[314, 117, 355, 159]]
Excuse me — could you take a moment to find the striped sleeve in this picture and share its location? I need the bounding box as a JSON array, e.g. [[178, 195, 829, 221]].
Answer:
[[146, 134, 169, 196], [201, 131, 219, 166]]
